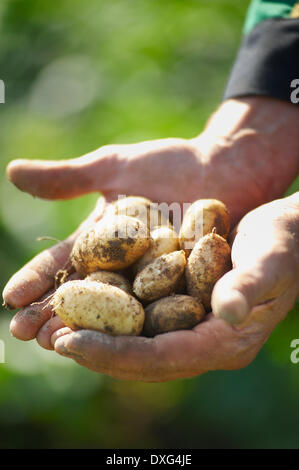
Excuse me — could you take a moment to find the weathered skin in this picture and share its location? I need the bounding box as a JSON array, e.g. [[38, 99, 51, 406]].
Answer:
[[51, 280, 145, 336], [71, 215, 150, 274], [179, 199, 230, 256], [144, 295, 205, 337], [133, 250, 186, 303]]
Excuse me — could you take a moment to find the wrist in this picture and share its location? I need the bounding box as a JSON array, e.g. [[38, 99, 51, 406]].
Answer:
[[192, 97, 299, 206], [204, 97, 299, 151]]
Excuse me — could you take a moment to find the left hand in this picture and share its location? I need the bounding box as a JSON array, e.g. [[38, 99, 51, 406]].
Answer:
[[36, 193, 299, 382]]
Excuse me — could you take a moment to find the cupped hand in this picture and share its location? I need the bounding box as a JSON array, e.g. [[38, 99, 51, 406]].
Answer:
[[27, 193, 299, 381], [3, 96, 299, 348]]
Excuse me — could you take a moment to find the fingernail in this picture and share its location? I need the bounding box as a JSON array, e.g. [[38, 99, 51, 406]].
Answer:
[[50, 327, 72, 347], [56, 343, 83, 361]]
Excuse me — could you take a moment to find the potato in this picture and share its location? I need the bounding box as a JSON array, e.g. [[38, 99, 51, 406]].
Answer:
[[185, 231, 231, 311], [104, 196, 170, 231], [85, 271, 133, 295], [71, 215, 150, 275], [133, 250, 186, 303], [132, 225, 179, 274], [51, 280, 145, 335], [179, 199, 230, 256], [143, 295, 205, 337]]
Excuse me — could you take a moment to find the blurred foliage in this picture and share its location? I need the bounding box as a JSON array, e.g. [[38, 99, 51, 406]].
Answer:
[[0, 0, 299, 449]]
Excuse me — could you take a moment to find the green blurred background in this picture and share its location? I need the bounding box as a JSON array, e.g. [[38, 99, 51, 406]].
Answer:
[[0, 0, 299, 449]]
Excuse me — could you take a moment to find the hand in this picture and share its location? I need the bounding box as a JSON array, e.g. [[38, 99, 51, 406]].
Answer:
[[35, 192, 299, 382], [6, 97, 299, 227], [3, 96, 299, 340]]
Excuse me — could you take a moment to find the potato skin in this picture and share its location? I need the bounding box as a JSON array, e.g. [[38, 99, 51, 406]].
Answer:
[[105, 196, 170, 231], [179, 199, 230, 256], [186, 232, 232, 311], [144, 295, 205, 337], [133, 225, 179, 274], [86, 271, 133, 295], [71, 215, 150, 275], [133, 250, 186, 303], [51, 280, 145, 336]]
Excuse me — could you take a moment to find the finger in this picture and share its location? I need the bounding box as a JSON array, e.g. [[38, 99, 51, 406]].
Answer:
[[2, 197, 105, 309], [53, 318, 249, 382], [9, 271, 82, 341], [212, 249, 297, 325], [53, 329, 204, 381], [3, 239, 74, 310], [10, 290, 55, 341], [6, 146, 121, 200], [51, 326, 73, 346], [36, 315, 66, 350], [54, 293, 294, 381]]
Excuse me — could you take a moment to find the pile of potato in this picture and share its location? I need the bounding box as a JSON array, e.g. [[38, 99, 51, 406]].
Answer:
[[51, 196, 232, 337]]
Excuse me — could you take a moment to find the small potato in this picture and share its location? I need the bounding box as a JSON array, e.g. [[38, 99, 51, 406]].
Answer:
[[86, 271, 133, 295], [132, 225, 179, 274], [71, 215, 150, 275], [104, 196, 171, 231], [179, 199, 230, 256], [51, 280, 145, 336], [133, 250, 186, 303], [186, 231, 231, 311], [144, 295, 205, 337]]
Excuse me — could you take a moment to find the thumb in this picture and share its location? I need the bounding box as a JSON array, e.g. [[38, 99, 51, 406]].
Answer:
[[6, 145, 122, 200], [211, 251, 296, 325]]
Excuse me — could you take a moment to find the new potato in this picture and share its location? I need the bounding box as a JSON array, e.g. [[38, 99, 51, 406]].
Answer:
[[104, 196, 170, 231], [186, 231, 232, 310], [71, 215, 150, 274], [132, 225, 179, 274], [179, 199, 230, 256], [144, 295, 205, 336], [133, 250, 186, 303], [51, 280, 145, 335]]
